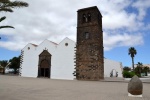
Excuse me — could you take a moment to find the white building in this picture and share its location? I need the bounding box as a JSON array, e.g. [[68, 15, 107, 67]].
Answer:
[[20, 37, 123, 80], [104, 58, 123, 77]]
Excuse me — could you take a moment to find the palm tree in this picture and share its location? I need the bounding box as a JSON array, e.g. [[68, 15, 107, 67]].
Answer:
[[137, 62, 143, 73], [143, 66, 149, 76], [0, 60, 8, 74], [134, 62, 143, 77], [137, 62, 143, 67], [0, 0, 28, 29], [0, 16, 14, 29], [128, 47, 137, 70], [9, 56, 20, 74]]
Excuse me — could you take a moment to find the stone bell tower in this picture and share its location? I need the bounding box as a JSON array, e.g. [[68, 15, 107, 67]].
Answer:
[[74, 6, 104, 80]]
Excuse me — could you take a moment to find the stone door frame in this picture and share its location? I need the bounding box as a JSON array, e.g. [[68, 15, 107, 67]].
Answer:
[[38, 50, 51, 78]]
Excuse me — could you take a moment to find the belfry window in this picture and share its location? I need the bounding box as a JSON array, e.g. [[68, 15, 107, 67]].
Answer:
[[82, 13, 91, 23], [87, 13, 91, 22], [85, 32, 90, 39], [83, 14, 86, 23]]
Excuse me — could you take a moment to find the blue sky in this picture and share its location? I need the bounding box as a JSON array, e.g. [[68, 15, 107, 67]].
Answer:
[[0, 0, 150, 67]]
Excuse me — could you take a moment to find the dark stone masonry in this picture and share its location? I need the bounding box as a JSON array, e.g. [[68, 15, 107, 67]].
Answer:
[[74, 6, 104, 80]]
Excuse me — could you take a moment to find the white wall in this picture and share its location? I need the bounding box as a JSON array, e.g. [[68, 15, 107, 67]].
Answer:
[[21, 43, 38, 77], [21, 38, 123, 80], [51, 38, 75, 80], [104, 58, 123, 77], [21, 38, 75, 80]]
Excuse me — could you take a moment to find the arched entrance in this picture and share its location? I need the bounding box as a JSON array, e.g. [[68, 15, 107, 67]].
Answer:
[[110, 69, 118, 77], [38, 50, 51, 78]]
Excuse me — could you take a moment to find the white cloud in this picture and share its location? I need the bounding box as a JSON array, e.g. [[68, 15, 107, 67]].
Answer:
[[0, 41, 26, 51], [103, 32, 144, 51], [103, 12, 137, 30], [0, 0, 149, 51], [132, 0, 150, 20]]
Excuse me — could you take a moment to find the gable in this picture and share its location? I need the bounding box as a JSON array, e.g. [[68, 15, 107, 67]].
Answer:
[[22, 43, 37, 51], [39, 50, 51, 56], [57, 37, 75, 47]]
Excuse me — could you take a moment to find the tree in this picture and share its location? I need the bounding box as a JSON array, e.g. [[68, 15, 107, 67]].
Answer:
[[0, 0, 28, 12], [0, 16, 14, 29], [137, 62, 142, 72], [137, 62, 143, 67], [134, 62, 143, 77], [0, 60, 8, 74], [128, 47, 137, 70], [143, 66, 149, 76], [123, 66, 131, 71], [9, 56, 20, 74], [0, 0, 28, 29], [0, 0, 28, 38]]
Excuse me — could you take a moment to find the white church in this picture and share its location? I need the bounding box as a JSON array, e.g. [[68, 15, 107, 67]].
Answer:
[[20, 37, 123, 80], [20, 6, 123, 80]]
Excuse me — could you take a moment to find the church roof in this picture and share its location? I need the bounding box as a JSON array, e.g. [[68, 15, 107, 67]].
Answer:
[[22, 37, 75, 50], [77, 6, 102, 17], [48, 41, 58, 45], [31, 43, 38, 47], [78, 6, 98, 11]]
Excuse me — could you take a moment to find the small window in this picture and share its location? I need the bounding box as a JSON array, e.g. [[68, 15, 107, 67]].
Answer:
[[83, 14, 86, 23], [85, 32, 90, 39], [28, 47, 30, 50], [65, 43, 68, 46], [87, 13, 91, 22]]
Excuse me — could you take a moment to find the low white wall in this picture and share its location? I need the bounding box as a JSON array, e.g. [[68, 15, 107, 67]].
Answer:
[[104, 58, 123, 77]]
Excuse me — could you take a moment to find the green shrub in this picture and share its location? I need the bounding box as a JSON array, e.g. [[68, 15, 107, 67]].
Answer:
[[123, 71, 135, 78], [129, 71, 136, 77], [123, 71, 130, 78], [123, 67, 131, 71]]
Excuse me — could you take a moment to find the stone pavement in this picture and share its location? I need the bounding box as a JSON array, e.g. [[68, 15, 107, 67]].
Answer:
[[0, 75, 150, 100]]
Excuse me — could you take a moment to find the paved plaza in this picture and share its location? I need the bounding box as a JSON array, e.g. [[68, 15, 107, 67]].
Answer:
[[0, 75, 150, 100]]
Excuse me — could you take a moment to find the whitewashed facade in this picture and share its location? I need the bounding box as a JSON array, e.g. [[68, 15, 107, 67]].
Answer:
[[20, 38, 75, 80], [20, 38, 123, 80], [104, 58, 123, 77]]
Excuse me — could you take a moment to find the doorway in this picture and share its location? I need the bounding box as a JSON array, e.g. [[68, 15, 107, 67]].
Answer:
[[38, 50, 51, 78]]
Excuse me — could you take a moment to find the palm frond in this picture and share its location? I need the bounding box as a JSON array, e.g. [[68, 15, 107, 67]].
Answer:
[[0, 8, 13, 12], [11, 1, 29, 7], [0, 25, 14, 29], [0, 0, 10, 3], [1, 1, 28, 8], [0, 16, 6, 22], [0, 0, 10, 8]]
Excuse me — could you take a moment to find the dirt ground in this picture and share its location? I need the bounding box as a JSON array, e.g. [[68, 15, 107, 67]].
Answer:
[[0, 75, 150, 100]]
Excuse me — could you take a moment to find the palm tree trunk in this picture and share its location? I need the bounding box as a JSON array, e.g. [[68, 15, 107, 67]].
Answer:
[[2, 67, 5, 74], [14, 68, 18, 74], [132, 57, 134, 70]]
